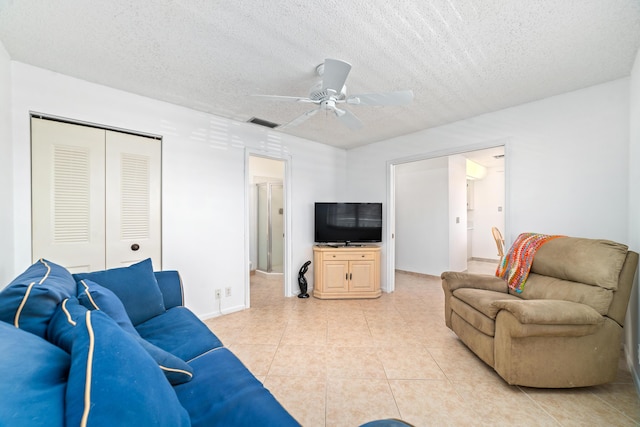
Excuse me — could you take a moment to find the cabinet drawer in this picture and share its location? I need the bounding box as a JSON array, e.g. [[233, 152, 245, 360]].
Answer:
[[324, 252, 375, 261]]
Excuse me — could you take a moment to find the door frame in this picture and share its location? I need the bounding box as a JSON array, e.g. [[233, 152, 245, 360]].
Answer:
[[244, 150, 292, 307], [385, 138, 511, 292]]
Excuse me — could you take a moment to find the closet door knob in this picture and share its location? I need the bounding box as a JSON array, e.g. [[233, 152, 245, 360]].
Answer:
[[131, 243, 140, 251]]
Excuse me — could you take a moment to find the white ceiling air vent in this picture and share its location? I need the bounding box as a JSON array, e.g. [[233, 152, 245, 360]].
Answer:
[[247, 117, 279, 129]]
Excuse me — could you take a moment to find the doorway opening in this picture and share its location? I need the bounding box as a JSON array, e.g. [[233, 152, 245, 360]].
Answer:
[[386, 143, 507, 292], [256, 181, 284, 274], [246, 154, 290, 306]]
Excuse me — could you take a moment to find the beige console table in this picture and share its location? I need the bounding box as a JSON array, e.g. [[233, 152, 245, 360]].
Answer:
[[312, 245, 381, 299]]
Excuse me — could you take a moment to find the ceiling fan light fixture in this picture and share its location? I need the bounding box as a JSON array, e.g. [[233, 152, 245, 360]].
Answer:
[[333, 107, 346, 117], [252, 58, 413, 131]]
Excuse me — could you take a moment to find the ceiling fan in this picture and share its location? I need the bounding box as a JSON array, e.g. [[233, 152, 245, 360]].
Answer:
[[253, 58, 414, 130]]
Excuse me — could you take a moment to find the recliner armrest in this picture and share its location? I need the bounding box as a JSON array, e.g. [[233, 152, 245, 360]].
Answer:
[[492, 299, 603, 325], [441, 271, 508, 293]]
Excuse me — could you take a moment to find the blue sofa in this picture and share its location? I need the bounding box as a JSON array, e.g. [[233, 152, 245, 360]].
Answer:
[[0, 258, 299, 426]]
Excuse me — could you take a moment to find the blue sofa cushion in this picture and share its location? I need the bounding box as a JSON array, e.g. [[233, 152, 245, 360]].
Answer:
[[65, 309, 190, 426], [73, 258, 166, 325], [48, 297, 193, 385], [154, 270, 184, 309], [136, 306, 223, 361], [0, 320, 69, 427], [175, 347, 299, 427], [0, 259, 76, 338], [77, 279, 138, 335]]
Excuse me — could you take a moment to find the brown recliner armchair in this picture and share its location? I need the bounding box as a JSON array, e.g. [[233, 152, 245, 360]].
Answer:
[[441, 236, 638, 388]]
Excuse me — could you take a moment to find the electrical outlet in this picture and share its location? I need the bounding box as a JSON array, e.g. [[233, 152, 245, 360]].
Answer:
[[225, 287, 232, 297], [215, 289, 221, 299]]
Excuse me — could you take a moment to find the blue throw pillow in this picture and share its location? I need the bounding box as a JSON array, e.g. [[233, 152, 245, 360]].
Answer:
[[48, 298, 193, 385], [65, 310, 191, 427], [135, 337, 194, 385], [77, 279, 138, 335], [46, 297, 88, 352], [0, 321, 69, 427], [0, 259, 76, 338], [73, 258, 165, 325]]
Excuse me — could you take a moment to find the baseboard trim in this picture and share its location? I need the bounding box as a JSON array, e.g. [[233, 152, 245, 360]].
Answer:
[[199, 304, 247, 320], [625, 343, 640, 397], [255, 270, 284, 279], [470, 257, 500, 263], [395, 269, 441, 279]]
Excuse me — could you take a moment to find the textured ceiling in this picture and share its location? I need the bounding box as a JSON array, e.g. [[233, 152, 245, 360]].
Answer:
[[1, 1, 639, 149]]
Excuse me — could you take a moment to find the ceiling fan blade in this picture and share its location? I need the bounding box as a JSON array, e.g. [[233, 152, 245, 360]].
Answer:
[[346, 90, 414, 106], [251, 94, 316, 103], [321, 59, 351, 92], [279, 108, 319, 129], [333, 108, 363, 130]]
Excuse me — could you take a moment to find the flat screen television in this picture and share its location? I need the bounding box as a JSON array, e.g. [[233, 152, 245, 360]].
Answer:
[[314, 202, 382, 245]]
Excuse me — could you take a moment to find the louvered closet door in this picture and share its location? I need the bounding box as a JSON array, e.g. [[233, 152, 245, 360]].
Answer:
[[105, 131, 161, 269], [31, 118, 106, 272], [31, 118, 161, 272]]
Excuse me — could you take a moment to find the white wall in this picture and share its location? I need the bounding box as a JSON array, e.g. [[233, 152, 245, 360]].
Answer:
[[448, 155, 467, 272], [627, 46, 640, 393], [347, 78, 630, 289], [395, 158, 448, 275], [0, 41, 13, 286], [8, 62, 347, 318]]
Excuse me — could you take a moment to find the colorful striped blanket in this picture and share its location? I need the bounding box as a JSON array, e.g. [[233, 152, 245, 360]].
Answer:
[[496, 232, 564, 293]]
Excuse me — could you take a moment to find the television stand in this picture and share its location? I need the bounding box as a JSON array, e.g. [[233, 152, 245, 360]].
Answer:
[[312, 245, 381, 299]]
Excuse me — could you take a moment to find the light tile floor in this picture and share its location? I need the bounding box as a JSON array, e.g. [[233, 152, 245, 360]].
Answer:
[[205, 261, 640, 427]]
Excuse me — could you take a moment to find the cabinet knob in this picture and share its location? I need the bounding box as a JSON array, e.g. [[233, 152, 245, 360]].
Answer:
[[131, 243, 140, 251]]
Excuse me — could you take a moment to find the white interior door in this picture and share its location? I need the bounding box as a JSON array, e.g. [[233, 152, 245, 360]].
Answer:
[[31, 118, 106, 272], [105, 130, 161, 269]]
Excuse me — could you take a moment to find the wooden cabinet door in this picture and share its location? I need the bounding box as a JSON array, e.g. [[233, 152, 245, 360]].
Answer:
[[349, 260, 375, 292], [323, 260, 349, 293]]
